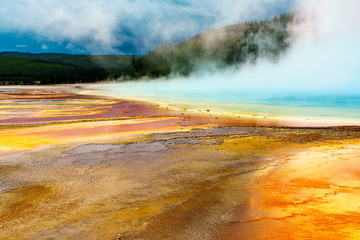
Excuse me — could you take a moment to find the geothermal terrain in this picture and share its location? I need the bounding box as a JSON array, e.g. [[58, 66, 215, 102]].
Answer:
[[0, 85, 360, 240]]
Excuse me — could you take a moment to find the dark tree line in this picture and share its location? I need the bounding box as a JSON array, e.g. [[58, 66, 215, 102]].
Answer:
[[119, 13, 293, 80], [0, 68, 130, 85], [0, 54, 134, 85]]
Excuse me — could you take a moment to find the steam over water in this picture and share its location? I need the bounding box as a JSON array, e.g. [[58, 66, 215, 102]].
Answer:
[[99, 81, 360, 119], [100, 0, 360, 120]]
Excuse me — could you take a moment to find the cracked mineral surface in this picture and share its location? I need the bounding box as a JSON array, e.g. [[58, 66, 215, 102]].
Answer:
[[1, 86, 360, 239]]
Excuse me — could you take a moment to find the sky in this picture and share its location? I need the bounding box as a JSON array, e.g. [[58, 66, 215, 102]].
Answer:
[[0, 0, 294, 55]]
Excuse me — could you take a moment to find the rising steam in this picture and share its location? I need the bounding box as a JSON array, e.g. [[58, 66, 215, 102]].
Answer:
[[107, 0, 360, 104]]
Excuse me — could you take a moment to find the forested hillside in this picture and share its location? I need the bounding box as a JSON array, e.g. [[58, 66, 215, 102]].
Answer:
[[0, 13, 293, 85], [123, 13, 293, 79]]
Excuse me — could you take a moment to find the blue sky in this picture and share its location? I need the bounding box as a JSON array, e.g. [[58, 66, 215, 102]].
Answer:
[[0, 0, 294, 55]]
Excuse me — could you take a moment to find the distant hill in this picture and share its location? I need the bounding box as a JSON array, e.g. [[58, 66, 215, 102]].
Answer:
[[122, 13, 293, 79], [0, 52, 136, 85], [0, 52, 71, 57]]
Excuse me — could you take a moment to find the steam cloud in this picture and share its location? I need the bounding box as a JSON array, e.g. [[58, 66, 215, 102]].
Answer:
[[108, 0, 360, 102], [203, 0, 360, 96], [0, 0, 292, 53]]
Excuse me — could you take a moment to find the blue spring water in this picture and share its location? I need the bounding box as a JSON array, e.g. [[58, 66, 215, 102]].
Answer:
[[98, 83, 360, 119]]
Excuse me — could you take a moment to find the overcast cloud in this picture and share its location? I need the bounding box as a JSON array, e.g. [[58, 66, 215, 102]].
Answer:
[[0, 0, 293, 53]]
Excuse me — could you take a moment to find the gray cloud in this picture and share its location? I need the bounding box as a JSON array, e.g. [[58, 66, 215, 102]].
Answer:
[[0, 0, 293, 53]]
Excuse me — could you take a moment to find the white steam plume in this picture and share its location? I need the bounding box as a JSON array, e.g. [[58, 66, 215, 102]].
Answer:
[[193, 0, 360, 96], [112, 0, 360, 100]]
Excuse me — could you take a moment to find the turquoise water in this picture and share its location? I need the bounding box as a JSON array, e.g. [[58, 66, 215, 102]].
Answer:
[[98, 82, 360, 119]]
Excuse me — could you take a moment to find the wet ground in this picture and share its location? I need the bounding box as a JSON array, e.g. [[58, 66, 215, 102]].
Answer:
[[1, 86, 360, 239]]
